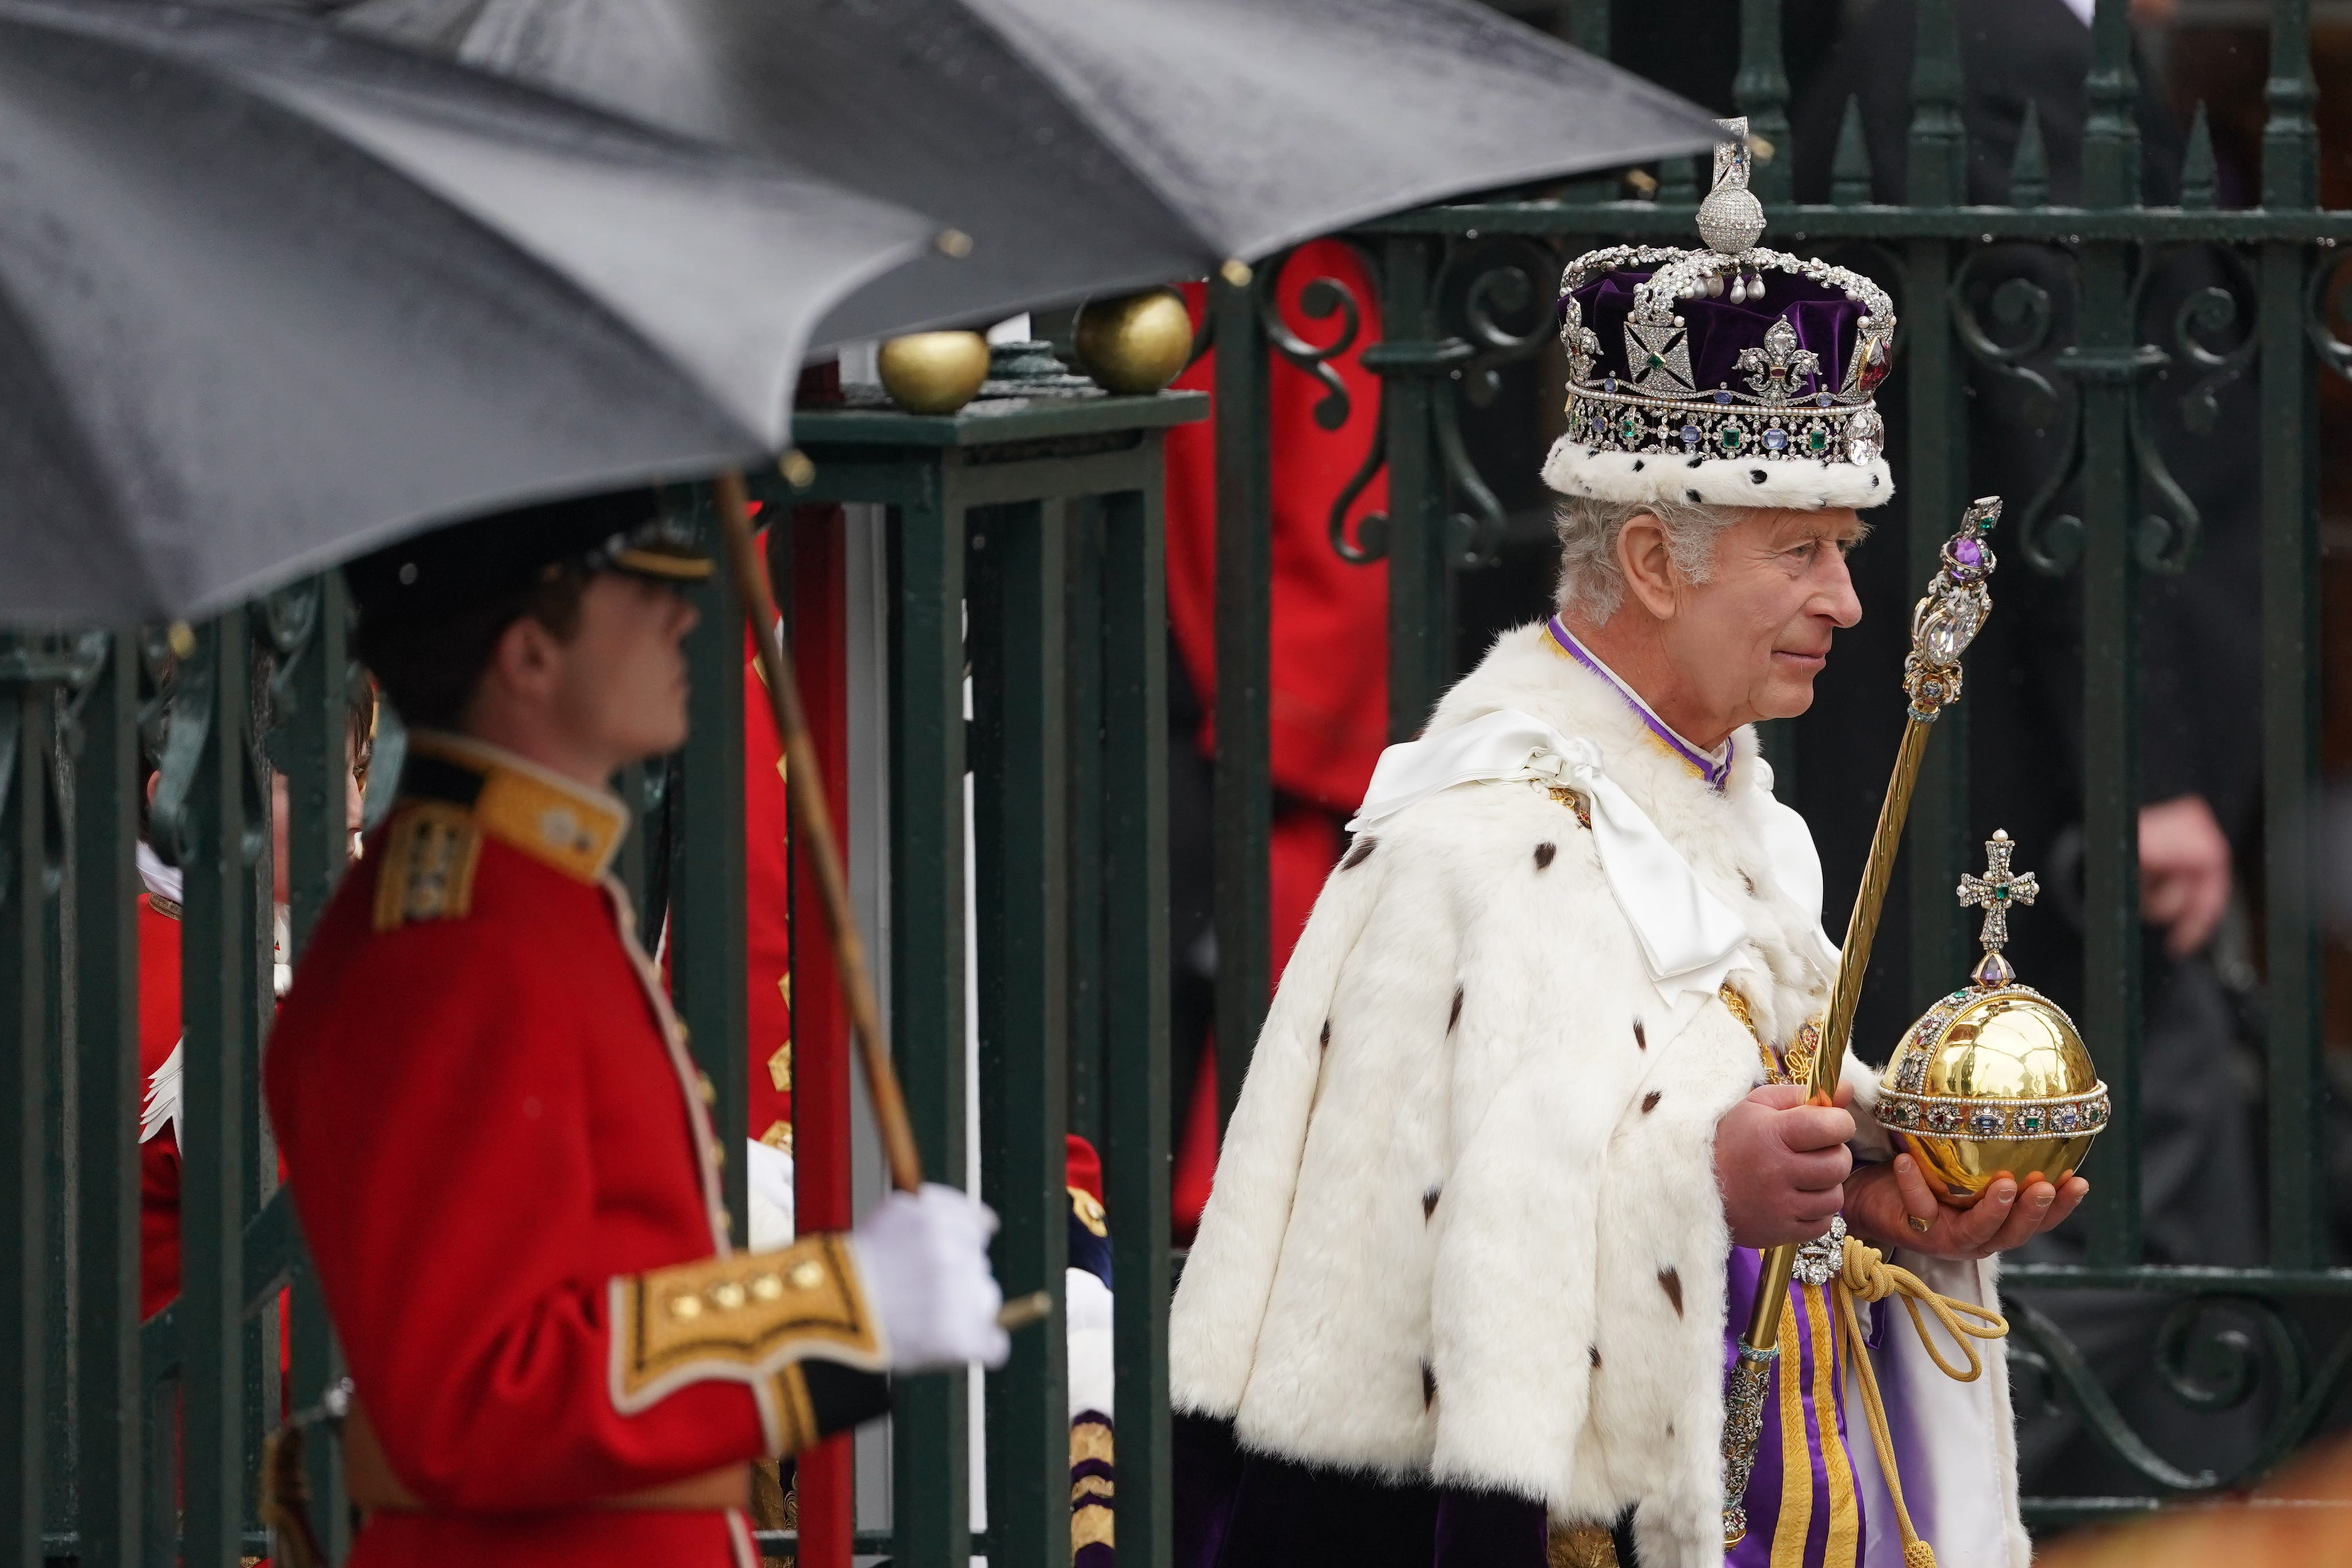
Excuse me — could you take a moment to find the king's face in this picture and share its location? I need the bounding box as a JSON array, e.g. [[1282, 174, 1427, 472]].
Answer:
[[1678, 506, 1867, 725]]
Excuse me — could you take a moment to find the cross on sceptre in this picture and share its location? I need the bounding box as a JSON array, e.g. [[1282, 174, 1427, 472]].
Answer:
[[1957, 829, 2039, 986]]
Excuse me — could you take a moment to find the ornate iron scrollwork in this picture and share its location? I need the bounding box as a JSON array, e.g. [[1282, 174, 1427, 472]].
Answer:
[[2011, 1289, 2352, 1497], [1952, 245, 2087, 575], [1259, 251, 1366, 433], [1428, 235, 1562, 569]]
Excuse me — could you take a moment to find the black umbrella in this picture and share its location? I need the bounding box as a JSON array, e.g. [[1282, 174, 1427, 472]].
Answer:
[[0, 0, 935, 624], [322, 0, 1721, 341]]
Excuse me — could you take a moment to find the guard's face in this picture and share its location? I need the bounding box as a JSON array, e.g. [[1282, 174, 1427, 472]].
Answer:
[[1670, 506, 1865, 724], [547, 574, 700, 766]]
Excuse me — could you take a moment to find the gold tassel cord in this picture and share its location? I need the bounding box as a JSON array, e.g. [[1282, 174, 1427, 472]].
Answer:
[[1828, 1236, 2010, 1568]]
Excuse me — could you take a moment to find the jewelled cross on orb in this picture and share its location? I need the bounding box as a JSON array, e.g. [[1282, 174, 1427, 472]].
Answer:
[[1958, 829, 2039, 986]]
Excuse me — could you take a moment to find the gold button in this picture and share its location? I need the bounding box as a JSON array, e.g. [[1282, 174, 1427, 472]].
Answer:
[[710, 1143, 727, 1169], [750, 1273, 783, 1301], [787, 1259, 825, 1292], [696, 1072, 717, 1106], [708, 1281, 746, 1311], [667, 1293, 704, 1320]]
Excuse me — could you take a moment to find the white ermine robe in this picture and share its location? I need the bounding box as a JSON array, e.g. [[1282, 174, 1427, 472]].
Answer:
[[1169, 620, 2029, 1568]]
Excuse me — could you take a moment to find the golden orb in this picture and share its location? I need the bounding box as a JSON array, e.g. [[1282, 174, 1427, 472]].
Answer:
[[878, 331, 990, 416], [1874, 831, 2107, 1206], [1073, 287, 1195, 396]]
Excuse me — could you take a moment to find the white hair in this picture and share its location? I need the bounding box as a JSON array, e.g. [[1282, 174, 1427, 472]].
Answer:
[[1551, 494, 1739, 623]]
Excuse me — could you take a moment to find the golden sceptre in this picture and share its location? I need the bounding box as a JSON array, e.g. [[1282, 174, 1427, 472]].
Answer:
[[1719, 495, 2004, 1545]]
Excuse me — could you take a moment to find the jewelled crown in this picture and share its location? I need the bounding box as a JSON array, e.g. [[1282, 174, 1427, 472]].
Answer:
[[1544, 118, 1898, 512]]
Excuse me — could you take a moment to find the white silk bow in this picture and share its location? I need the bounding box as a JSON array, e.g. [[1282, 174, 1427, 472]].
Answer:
[[1348, 709, 1755, 1018]]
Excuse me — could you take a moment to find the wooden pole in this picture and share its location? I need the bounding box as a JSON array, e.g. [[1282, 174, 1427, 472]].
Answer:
[[715, 472, 924, 1194]]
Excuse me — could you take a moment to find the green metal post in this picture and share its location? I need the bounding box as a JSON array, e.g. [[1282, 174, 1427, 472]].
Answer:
[[1905, 238, 1969, 1009], [674, 498, 751, 1239], [1382, 237, 1448, 739], [1102, 483, 1173, 1568], [1735, 0, 1792, 206], [280, 578, 352, 1555], [887, 476, 970, 1568], [1212, 274, 1273, 1130], [970, 501, 1071, 1567], [0, 681, 47, 1567], [1066, 503, 1108, 1152], [2075, 0, 2145, 1267], [75, 639, 143, 1568], [2260, 0, 2323, 1270], [1906, 0, 1966, 206], [181, 612, 256, 1568]]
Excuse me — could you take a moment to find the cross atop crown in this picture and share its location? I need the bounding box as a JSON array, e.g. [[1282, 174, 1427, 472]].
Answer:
[[1957, 829, 2039, 986]]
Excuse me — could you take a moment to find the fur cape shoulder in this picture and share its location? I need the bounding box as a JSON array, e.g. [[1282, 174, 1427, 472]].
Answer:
[[1169, 622, 2027, 1568]]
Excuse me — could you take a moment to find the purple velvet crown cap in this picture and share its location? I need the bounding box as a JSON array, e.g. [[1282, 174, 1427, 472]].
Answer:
[[1565, 269, 1867, 400]]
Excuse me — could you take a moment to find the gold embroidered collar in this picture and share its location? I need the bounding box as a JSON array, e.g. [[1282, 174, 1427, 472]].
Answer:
[[398, 731, 628, 883]]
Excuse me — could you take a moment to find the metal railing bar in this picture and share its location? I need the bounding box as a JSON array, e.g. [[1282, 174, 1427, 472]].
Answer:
[[882, 484, 974, 1568], [73, 639, 144, 1568], [970, 498, 1073, 1567], [1210, 271, 1273, 1132], [1352, 206, 2352, 241], [1102, 482, 1174, 1568], [2008, 1265, 2352, 1292]]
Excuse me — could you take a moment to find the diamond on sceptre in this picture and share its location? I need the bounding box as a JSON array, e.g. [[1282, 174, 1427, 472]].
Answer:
[[1957, 830, 2039, 987]]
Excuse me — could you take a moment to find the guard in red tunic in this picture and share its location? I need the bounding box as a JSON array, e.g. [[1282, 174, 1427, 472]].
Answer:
[[267, 492, 1006, 1568]]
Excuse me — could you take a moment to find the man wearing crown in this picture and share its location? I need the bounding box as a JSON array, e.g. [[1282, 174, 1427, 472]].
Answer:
[[1168, 127, 2086, 1568]]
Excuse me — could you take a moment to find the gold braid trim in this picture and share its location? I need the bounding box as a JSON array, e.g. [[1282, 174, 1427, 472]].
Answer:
[[371, 803, 481, 931], [611, 1234, 884, 1420], [1830, 1236, 2010, 1568]]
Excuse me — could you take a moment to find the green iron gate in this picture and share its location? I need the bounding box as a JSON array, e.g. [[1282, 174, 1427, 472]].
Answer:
[[1197, 0, 2343, 1531], [3, 0, 2346, 1562]]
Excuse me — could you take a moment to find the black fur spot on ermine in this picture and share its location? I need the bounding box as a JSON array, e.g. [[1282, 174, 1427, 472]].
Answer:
[[1741, 873, 1757, 895], [1448, 986, 1464, 1033], [1320, 1019, 1331, 1049], [1642, 1091, 1662, 1113], [1589, 1346, 1602, 1370], [1685, 456, 1704, 470], [1423, 1187, 1441, 1221], [1631, 459, 1645, 471], [1342, 835, 1378, 870], [1750, 468, 1767, 484], [1685, 489, 1702, 504], [1658, 1266, 1684, 1317], [1633, 1017, 1647, 1051], [1422, 1362, 1438, 1408], [1534, 841, 1556, 870]]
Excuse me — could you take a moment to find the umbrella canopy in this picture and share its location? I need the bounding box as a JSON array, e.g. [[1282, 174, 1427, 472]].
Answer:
[[323, 0, 1723, 342], [0, 0, 934, 625]]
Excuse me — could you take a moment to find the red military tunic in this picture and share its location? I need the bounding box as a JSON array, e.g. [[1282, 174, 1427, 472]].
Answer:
[[267, 732, 888, 1568]]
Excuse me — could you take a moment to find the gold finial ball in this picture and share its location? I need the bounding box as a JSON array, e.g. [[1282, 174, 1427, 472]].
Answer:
[[1073, 287, 1195, 397], [878, 330, 991, 416], [1875, 983, 2107, 1206]]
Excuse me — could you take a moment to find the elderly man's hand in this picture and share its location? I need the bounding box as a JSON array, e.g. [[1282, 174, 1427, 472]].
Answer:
[[1843, 1153, 2089, 1259], [1715, 1084, 1855, 1248]]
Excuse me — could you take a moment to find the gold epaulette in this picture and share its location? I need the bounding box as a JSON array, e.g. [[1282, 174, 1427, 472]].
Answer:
[[609, 1233, 884, 1455], [371, 802, 483, 932]]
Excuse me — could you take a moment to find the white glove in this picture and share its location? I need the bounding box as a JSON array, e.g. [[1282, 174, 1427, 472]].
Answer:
[[848, 1183, 1009, 1371]]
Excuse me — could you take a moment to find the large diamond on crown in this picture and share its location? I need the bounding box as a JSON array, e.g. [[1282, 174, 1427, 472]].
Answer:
[[1624, 320, 1696, 396]]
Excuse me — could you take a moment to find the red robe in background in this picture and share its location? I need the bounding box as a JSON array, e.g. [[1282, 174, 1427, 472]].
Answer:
[[1164, 239, 1393, 1228], [137, 890, 183, 1321]]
